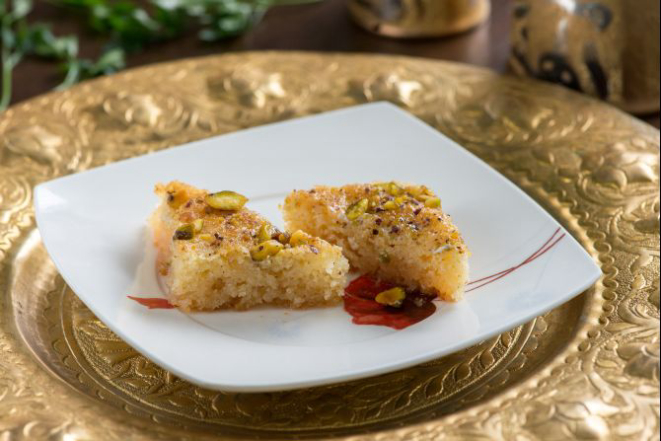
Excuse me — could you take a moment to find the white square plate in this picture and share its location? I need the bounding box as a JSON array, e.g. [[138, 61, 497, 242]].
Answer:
[[35, 103, 601, 392]]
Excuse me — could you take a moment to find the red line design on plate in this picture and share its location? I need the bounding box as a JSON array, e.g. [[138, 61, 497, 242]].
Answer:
[[127, 296, 175, 309], [466, 227, 566, 293]]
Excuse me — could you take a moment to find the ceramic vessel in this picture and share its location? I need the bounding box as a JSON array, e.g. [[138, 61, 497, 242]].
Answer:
[[510, 0, 660, 114], [348, 0, 491, 38]]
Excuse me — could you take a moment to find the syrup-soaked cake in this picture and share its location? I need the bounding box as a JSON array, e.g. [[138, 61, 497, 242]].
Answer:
[[283, 182, 469, 301], [150, 181, 349, 311]]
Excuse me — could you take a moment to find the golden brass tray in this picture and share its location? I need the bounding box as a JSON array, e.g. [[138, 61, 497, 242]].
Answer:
[[0, 52, 658, 440]]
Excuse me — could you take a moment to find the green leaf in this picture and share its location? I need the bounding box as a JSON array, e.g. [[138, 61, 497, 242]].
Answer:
[[12, 0, 32, 20], [56, 59, 82, 90], [152, 5, 186, 37], [53, 35, 79, 58], [18, 25, 79, 59], [1, 25, 15, 49], [132, 8, 160, 32], [93, 47, 125, 73], [57, 46, 125, 90], [268, 0, 324, 4], [3, 0, 323, 113], [151, 0, 185, 12]]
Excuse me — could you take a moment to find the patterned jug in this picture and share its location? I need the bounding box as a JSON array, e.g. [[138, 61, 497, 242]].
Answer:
[[510, 0, 660, 114], [348, 0, 491, 38]]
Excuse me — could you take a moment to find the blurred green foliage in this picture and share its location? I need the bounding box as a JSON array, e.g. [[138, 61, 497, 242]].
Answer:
[[0, 0, 322, 111]]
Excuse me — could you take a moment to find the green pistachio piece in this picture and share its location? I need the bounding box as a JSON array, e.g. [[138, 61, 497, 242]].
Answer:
[[173, 224, 194, 240], [383, 200, 398, 210], [424, 197, 441, 208], [198, 233, 214, 242], [205, 191, 248, 211], [257, 223, 277, 243], [276, 232, 291, 245], [250, 240, 284, 261], [289, 230, 312, 247], [394, 195, 408, 205], [375, 287, 406, 307], [346, 198, 369, 221], [385, 182, 403, 196]]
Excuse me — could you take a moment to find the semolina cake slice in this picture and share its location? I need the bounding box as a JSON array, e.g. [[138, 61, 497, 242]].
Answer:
[[150, 181, 349, 311], [282, 182, 469, 301]]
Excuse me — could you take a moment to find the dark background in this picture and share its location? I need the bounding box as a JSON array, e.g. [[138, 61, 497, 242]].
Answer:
[[12, 0, 660, 127]]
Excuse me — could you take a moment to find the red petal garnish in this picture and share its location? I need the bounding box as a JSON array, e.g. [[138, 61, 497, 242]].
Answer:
[[343, 275, 436, 330], [344, 274, 393, 300], [127, 296, 175, 309]]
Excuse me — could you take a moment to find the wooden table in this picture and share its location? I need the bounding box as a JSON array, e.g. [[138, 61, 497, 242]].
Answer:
[[13, 0, 660, 128]]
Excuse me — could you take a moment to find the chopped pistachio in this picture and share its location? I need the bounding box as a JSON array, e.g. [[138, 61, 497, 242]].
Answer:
[[346, 198, 369, 220], [276, 232, 290, 245], [406, 186, 422, 198], [408, 185, 432, 198], [198, 233, 215, 243], [424, 197, 441, 208], [383, 200, 398, 210], [385, 182, 403, 196], [173, 224, 194, 240], [250, 240, 284, 261], [379, 251, 391, 263], [394, 195, 408, 205], [415, 191, 438, 204], [376, 181, 402, 196], [205, 191, 248, 211], [290, 229, 312, 247], [257, 223, 277, 243], [375, 287, 406, 307], [193, 219, 204, 232]]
